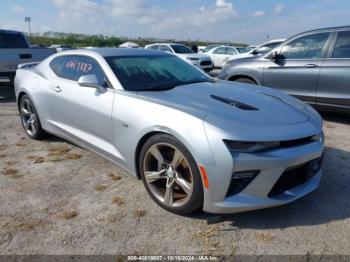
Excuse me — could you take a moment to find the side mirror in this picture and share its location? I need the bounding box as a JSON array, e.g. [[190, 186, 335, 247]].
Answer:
[[252, 49, 259, 55], [78, 74, 106, 93], [266, 51, 283, 61]]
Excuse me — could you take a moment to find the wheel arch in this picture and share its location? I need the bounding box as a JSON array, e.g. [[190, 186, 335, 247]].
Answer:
[[134, 131, 168, 180], [17, 91, 28, 109], [227, 74, 260, 85]]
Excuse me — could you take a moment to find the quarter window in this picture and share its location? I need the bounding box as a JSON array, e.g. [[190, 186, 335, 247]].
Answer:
[[333, 31, 350, 58], [50, 55, 108, 87], [280, 33, 330, 59], [148, 45, 159, 50], [213, 47, 226, 54], [226, 48, 238, 55], [159, 45, 173, 53]]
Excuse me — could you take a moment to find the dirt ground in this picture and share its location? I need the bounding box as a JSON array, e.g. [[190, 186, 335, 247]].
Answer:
[[1, 85, 350, 255]]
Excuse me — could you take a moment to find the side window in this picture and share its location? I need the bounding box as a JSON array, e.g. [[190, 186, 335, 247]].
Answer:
[[333, 31, 350, 58], [213, 47, 226, 54], [50, 55, 108, 87], [226, 48, 238, 55], [160, 45, 173, 53], [280, 33, 330, 59], [148, 45, 159, 50]]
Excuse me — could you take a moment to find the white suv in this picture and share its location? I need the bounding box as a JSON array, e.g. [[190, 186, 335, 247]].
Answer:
[[145, 43, 213, 72]]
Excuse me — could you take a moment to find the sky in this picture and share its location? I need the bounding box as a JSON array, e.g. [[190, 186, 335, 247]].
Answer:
[[0, 0, 349, 44]]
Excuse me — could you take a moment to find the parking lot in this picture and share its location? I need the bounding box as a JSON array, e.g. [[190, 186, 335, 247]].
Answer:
[[0, 84, 350, 255]]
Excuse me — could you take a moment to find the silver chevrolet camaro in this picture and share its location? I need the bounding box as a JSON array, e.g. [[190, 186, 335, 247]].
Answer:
[[14, 48, 324, 215]]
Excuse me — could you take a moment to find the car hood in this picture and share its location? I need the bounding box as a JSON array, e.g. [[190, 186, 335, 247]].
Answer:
[[137, 81, 319, 128], [176, 53, 211, 60]]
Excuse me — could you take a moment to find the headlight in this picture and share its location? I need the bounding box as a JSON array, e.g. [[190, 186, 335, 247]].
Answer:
[[224, 140, 280, 153], [186, 57, 199, 61]]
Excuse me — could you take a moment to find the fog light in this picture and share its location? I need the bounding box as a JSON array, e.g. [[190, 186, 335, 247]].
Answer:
[[226, 170, 259, 197]]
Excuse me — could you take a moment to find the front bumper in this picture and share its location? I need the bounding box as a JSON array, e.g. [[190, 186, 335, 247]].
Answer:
[[202, 138, 324, 214], [191, 60, 213, 71]]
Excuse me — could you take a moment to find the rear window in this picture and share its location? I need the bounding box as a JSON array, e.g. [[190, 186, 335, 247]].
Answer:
[[0, 33, 28, 48]]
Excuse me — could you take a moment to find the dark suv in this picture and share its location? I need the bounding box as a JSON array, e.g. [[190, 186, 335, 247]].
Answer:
[[218, 26, 350, 114]]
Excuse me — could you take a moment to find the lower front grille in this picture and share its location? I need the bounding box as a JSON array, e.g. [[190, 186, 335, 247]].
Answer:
[[200, 60, 212, 66], [268, 157, 323, 197]]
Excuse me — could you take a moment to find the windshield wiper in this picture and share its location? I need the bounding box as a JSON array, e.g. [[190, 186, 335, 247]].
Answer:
[[137, 85, 176, 92], [178, 79, 215, 86]]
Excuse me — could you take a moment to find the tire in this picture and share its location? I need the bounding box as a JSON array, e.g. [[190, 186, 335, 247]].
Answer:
[[19, 95, 46, 140], [234, 78, 257, 85], [139, 134, 204, 215]]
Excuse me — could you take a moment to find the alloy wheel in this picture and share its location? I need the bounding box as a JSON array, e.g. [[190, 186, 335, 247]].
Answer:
[[20, 98, 38, 136], [143, 143, 194, 208]]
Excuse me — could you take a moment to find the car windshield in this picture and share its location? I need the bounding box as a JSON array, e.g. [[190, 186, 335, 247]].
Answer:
[[106, 55, 214, 91], [170, 44, 194, 54], [236, 47, 249, 53]]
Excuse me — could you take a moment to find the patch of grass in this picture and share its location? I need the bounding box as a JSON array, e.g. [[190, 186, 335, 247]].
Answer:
[[2, 168, 22, 179], [112, 196, 124, 206], [2, 168, 19, 176], [19, 220, 45, 231], [62, 210, 78, 220], [108, 173, 122, 182], [0, 154, 6, 158], [33, 157, 45, 163], [5, 161, 16, 166], [48, 145, 71, 154], [193, 226, 220, 255], [48, 155, 62, 162], [65, 153, 82, 160], [0, 144, 8, 150], [133, 209, 146, 218], [255, 232, 275, 242], [95, 184, 107, 192], [26, 155, 37, 160], [16, 141, 26, 147], [47, 145, 71, 162]]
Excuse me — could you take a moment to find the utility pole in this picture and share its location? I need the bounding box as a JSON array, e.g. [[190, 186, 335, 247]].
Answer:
[[25, 17, 32, 39]]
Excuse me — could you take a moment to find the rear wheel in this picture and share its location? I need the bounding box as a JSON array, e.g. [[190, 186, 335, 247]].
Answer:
[[234, 77, 257, 85], [139, 134, 204, 215], [19, 95, 46, 140]]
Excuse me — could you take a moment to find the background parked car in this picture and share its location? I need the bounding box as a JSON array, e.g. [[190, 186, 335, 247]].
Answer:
[[222, 39, 285, 67], [0, 29, 56, 85], [49, 45, 73, 52], [205, 45, 241, 68], [218, 26, 350, 114], [145, 43, 213, 72]]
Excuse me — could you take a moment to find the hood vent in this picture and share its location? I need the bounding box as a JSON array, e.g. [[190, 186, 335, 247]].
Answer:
[[211, 95, 259, 111]]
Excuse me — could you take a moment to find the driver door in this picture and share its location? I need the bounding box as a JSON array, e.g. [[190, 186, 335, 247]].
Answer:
[[47, 55, 115, 154], [263, 32, 332, 103]]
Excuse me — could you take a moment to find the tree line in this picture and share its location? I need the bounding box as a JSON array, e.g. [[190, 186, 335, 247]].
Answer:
[[28, 32, 247, 48]]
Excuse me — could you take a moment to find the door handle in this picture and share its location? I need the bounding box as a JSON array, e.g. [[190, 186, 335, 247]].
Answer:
[[53, 86, 62, 93], [304, 64, 318, 68]]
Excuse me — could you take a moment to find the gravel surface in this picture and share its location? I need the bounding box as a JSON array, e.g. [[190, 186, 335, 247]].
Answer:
[[0, 85, 350, 255]]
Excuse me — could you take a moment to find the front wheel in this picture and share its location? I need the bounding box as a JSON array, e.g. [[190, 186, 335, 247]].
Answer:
[[139, 134, 204, 215]]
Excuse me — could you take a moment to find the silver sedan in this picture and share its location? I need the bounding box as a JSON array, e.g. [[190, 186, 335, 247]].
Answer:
[[14, 48, 324, 214]]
